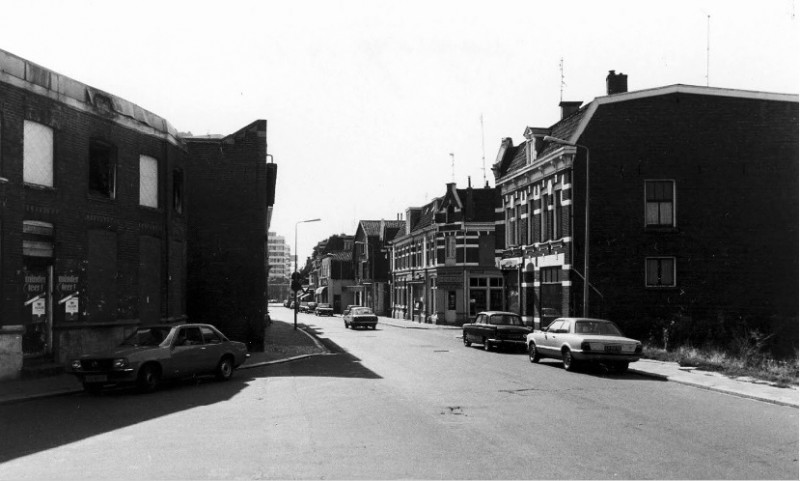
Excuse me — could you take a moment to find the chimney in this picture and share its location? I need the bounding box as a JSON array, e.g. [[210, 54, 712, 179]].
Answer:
[[559, 101, 583, 119], [606, 70, 628, 95]]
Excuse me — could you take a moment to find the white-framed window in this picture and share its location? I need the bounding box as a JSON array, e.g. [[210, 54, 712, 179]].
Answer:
[[23, 120, 54, 187], [645, 180, 675, 226], [446, 236, 456, 259], [645, 257, 676, 287], [139, 155, 159, 208]]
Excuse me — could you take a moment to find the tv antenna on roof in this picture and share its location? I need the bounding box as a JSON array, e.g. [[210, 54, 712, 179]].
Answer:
[[559, 57, 566, 102], [706, 14, 711, 86], [450, 152, 455, 183]]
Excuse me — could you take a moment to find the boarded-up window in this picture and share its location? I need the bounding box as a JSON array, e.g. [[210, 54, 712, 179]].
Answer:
[[139, 236, 161, 323], [139, 155, 158, 208], [87, 230, 117, 321], [23, 120, 54, 187], [89, 141, 116, 198]]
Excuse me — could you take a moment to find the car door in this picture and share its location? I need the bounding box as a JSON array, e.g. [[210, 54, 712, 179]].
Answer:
[[539, 320, 563, 356], [199, 326, 226, 372], [171, 326, 205, 377], [465, 314, 484, 342]]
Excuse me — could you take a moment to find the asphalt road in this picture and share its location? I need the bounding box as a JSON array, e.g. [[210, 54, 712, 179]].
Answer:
[[0, 309, 797, 479]]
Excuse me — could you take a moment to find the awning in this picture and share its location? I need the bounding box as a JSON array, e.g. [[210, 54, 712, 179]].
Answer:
[[315, 286, 327, 295]]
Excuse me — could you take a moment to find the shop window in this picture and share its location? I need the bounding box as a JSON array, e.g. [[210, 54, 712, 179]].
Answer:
[[23, 120, 54, 187], [139, 155, 158, 208], [89, 141, 116, 199], [646, 257, 676, 287]]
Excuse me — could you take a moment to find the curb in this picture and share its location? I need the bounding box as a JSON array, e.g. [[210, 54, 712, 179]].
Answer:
[[629, 368, 798, 409]]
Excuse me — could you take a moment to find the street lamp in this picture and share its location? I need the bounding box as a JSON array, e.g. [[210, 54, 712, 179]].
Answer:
[[544, 136, 591, 318], [294, 218, 321, 330]]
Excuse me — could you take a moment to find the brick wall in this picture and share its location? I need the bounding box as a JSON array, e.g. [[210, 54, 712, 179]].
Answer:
[[185, 120, 269, 348], [577, 93, 798, 340]]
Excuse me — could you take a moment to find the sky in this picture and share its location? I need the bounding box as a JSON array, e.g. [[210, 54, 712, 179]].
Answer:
[[1, 0, 797, 263]]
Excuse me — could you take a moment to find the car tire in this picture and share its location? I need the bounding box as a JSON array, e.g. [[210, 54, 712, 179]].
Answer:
[[371, 325, 377, 330], [463, 335, 471, 347], [344, 321, 349, 328], [562, 349, 578, 372], [216, 356, 234, 381], [83, 382, 103, 395], [483, 338, 492, 351], [137, 363, 161, 393], [528, 342, 540, 363]]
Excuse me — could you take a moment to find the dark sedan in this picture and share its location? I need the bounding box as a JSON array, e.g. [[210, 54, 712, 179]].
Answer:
[[68, 323, 249, 393], [315, 303, 334, 316], [463, 311, 531, 351]]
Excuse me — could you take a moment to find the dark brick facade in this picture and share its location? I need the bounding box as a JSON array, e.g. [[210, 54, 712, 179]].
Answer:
[[494, 84, 798, 348], [184, 121, 270, 348]]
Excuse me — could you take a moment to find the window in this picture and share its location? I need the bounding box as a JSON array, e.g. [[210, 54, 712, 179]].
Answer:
[[554, 190, 562, 238], [646, 257, 676, 287], [540, 194, 548, 242], [173, 169, 184, 214], [23, 120, 54, 187], [645, 180, 675, 226], [89, 141, 116, 198], [200, 326, 222, 344], [506, 206, 516, 246], [446, 236, 456, 259], [139, 155, 158, 208], [541, 266, 560, 284]]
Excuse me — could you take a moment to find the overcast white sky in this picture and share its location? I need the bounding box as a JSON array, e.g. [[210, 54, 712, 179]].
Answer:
[[1, 0, 797, 262]]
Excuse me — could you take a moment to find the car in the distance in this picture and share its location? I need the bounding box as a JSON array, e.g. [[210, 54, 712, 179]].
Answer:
[[462, 311, 531, 351], [344, 306, 378, 329], [526, 317, 642, 372], [342, 304, 362, 317], [315, 303, 334, 316], [68, 323, 249, 394]]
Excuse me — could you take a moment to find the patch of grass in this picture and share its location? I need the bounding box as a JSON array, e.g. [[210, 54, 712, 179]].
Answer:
[[643, 344, 799, 388]]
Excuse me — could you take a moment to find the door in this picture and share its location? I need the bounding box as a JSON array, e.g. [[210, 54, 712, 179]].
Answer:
[[171, 326, 205, 376], [22, 260, 53, 358]]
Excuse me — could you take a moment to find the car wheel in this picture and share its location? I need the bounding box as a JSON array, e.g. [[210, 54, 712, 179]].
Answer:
[[83, 382, 103, 395], [371, 325, 377, 330], [483, 338, 492, 351], [344, 321, 349, 328], [528, 342, 540, 363], [463, 335, 472, 347], [216, 356, 234, 381], [562, 349, 578, 372], [137, 363, 161, 393]]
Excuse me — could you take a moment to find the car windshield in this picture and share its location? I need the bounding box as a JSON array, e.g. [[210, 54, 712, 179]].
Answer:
[[319, 304, 331, 308], [575, 320, 623, 336], [120, 327, 171, 347], [352, 307, 373, 315], [488, 314, 525, 326]]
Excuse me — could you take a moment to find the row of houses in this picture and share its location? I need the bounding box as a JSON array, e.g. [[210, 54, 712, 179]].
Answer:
[[0, 49, 277, 379], [301, 71, 798, 353]]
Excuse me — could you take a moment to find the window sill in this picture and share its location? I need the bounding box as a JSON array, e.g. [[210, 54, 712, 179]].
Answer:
[[87, 193, 116, 203], [24, 182, 56, 192], [644, 225, 678, 233]]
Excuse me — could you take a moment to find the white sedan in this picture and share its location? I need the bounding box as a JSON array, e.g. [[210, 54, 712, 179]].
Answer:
[[526, 317, 642, 372]]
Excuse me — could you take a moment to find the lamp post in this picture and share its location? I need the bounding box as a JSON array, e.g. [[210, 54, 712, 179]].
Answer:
[[294, 218, 321, 330], [544, 136, 591, 317]]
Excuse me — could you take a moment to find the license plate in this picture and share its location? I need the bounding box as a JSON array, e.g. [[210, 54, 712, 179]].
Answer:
[[604, 345, 622, 353], [84, 375, 107, 383]]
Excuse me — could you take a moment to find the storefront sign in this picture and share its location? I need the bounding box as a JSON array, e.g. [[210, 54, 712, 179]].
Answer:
[[65, 298, 79, 315], [32, 298, 46, 316]]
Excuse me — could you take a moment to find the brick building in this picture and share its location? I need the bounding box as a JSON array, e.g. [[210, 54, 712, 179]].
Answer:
[[390, 181, 503, 325], [0, 49, 276, 379], [352, 219, 405, 316], [493, 71, 798, 347], [183, 122, 275, 349]]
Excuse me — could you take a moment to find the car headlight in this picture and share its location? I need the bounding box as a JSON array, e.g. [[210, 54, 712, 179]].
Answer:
[[113, 358, 129, 369], [70, 359, 82, 370]]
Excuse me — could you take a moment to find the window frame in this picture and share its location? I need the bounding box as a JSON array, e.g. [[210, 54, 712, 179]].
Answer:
[[644, 179, 676, 228], [139, 155, 159, 208], [645, 256, 677, 287], [23, 120, 54, 188], [88, 140, 117, 200]]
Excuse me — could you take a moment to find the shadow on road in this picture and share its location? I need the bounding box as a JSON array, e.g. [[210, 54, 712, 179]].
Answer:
[[0, 329, 381, 465]]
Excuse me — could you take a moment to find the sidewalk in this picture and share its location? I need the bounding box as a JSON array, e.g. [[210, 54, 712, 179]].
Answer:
[[1, 315, 797, 408]]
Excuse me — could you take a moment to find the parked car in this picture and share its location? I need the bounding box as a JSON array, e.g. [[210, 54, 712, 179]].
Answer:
[[344, 307, 378, 329], [315, 303, 334, 316], [463, 311, 531, 351], [298, 301, 317, 313], [527, 317, 642, 372], [342, 304, 362, 317], [68, 323, 249, 394]]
